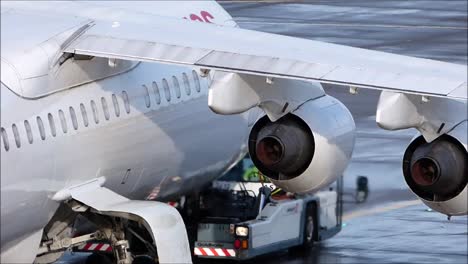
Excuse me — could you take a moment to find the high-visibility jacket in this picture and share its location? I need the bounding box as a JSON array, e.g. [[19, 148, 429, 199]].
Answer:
[[243, 166, 260, 182]]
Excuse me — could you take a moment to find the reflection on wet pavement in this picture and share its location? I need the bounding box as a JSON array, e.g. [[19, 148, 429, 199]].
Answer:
[[229, 204, 467, 264]]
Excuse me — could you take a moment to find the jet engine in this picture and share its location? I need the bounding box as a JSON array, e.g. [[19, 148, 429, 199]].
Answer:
[[403, 126, 467, 216], [248, 95, 355, 193]]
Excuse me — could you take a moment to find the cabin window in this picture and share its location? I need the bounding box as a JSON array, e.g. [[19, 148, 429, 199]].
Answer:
[[112, 94, 120, 117], [143, 85, 151, 108], [172, 76, 181, 99], [24, 120, 33, 144], [58, 110, 68, 133], [48, 113, 57, 137], [91, 100, 100, 124], [182, 73, 191, 96], [122, 91, 131, 114], [192, 70, 201, 93], [101, 97, 110, 121], [37, 116, 46, 140], [1, 127, 9, 151], [162, 78, 171, 102], [152, 81, 161, 105], [12, 124, 21, 148], [70, 107, 79, 130], [80, 103, 89, 127]]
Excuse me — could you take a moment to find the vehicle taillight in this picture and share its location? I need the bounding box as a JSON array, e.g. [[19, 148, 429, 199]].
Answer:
[[241, 239, 248, 249], [234, 239, 241, 249]]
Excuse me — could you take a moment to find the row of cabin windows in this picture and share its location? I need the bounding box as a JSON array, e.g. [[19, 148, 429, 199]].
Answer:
[[1, 71, 202, 152], [2, 90, 133, 151], [145, 71, 201, 108]]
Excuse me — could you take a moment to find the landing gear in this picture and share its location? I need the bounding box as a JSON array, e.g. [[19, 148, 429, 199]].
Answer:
[[40, 182, 191, 264], [35, 204, 78, 264], [114, 240, 133, 264], [37, 201, 160, 264], [84, 215, 159, 264]]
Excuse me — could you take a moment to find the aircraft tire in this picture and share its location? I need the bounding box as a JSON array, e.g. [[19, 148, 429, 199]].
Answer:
[[289, 202, 317, 254]]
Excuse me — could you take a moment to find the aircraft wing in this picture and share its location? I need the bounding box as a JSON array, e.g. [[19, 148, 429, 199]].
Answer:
[[63, 18, 467, 100]]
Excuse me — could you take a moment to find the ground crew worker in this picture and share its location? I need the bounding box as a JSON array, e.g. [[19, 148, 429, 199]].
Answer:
[[243, 166, 260, 182]]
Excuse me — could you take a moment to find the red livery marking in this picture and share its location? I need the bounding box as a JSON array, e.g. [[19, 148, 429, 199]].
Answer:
[[200, 11, 214, 23], [189, 14, 203, 22], [186, 11, 215, 23], [211, 248, 219, 256]]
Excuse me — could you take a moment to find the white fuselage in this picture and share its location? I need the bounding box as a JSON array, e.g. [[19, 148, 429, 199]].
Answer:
[[0, 0, 249, 253], [0, 62, 250, 249]]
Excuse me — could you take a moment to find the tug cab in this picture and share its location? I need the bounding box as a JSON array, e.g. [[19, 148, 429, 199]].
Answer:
[[193, 156, 344, 260]]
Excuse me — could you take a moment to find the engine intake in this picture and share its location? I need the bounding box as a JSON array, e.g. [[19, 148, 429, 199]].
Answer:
[[248, 95, 355, 194], [403, 135, 467, 202], [250, 114, 314, 180]]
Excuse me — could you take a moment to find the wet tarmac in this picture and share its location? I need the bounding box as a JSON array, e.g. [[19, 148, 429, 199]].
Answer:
[[58, 1, 467, 263], [239, 203, 468, 264], [221, 0, 467, 64]]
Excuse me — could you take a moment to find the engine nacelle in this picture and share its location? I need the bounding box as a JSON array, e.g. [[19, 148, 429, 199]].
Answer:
[[403, 122, 468, 216], [249, 95, 355, 193]]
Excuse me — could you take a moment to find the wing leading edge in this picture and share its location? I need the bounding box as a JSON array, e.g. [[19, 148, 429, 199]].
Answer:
[[63, 18, 467, 100]]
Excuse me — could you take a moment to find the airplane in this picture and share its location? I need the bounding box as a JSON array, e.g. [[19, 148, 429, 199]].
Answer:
[[0, 1, 466, 264]]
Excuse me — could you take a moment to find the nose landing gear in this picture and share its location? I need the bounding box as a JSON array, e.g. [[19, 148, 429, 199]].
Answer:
[[114, 240, 132, 264]]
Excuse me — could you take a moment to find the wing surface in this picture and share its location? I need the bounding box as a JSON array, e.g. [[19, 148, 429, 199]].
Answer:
[[64, 18, 467, 100]]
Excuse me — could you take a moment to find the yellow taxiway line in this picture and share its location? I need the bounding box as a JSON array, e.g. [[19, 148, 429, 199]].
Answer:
[[343, 200, 422, 221]]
